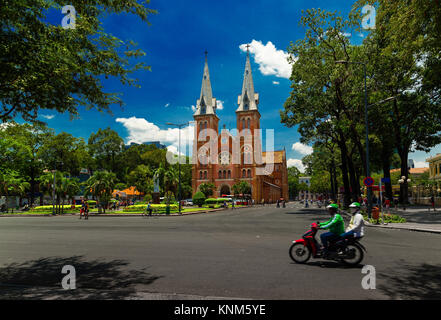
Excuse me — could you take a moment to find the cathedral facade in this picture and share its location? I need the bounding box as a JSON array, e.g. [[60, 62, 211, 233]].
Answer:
[[192, 50, 289, 203]]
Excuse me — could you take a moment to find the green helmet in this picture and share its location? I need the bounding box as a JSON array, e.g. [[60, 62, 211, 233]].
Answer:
[[327, 203, 339, 210], [350, 202, 361, 208]]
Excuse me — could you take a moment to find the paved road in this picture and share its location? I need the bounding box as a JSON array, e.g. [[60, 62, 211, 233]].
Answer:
[[0, 205, 440, 300]]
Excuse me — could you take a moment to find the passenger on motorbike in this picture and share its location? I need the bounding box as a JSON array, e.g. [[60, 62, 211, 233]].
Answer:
[[340, 202, 365, 239], [319, 204, 345, 255]]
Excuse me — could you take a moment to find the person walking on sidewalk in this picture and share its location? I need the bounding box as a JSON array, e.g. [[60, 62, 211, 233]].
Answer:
[[385, 198, 391, 214], [144, 201, 153, 217], [429, 195, 436, 212]]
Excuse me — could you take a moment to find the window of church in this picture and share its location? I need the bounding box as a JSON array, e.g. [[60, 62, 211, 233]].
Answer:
[[223, 170, 226, 179], [228, 170, 231, 179], [247, 118, 250, 128], [204, 171, 207, 179], [218, 170, 222, 179], [199, 171, 202, 179]]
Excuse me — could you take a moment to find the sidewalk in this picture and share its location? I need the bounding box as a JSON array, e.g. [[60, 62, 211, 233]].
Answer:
[[367, 205, 441, 234]]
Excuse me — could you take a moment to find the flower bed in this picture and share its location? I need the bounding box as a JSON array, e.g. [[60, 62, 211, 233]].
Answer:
[[31, 205, 81, 212], [123, 204, 178, 213], [364, 213, 407, 224]]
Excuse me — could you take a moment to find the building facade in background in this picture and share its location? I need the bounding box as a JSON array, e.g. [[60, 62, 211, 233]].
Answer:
[[427, 154, 441, 188], [192, 51, 288, 202]]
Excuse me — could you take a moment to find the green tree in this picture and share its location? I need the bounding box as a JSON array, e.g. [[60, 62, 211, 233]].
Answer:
[[353, 1, 441, 203], [0, 122, 54, 206], [88, 128, 125, 173], [0, 170, 29, 212], [280, 8, 366, 207], [127, 164, 153, 196], [193, 191, 206, 208], [0, 0, 156, 123], [198, 183, 215, 198], [287, 166, 301, 200], [84, 171, 116, 214], [232, 181, 251, 198], [38, 132, 89, 176]]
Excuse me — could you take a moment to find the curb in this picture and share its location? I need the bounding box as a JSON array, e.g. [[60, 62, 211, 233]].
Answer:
[[366, 224, 441, 234]]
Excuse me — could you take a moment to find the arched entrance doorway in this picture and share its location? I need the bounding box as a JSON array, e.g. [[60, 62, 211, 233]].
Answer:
[[220, 185, 231, 197]]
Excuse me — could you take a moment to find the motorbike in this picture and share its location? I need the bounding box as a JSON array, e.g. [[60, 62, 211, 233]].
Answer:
[[289, 222, 366, 266]]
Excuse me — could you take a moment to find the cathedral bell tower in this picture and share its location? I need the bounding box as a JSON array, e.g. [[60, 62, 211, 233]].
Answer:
[[192, 52, 219, 193], [235, 45, 262, 200]]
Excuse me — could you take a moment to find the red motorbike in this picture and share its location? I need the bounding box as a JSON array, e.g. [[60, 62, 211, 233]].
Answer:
[[289, 222, 366, 266]]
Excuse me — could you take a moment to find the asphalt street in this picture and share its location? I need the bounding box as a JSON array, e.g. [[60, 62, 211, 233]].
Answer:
[[0, 204, 440, 300]]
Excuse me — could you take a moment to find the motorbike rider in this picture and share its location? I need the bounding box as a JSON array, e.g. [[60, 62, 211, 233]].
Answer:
[[340, 202, 365, 239], [319, 203, 345, 255]]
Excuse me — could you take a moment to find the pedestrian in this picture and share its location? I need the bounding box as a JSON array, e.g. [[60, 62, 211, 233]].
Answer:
[[224, 200, 227, 209], [79, 200, 85, 219], [147, 201, 153, 216], [393, 197, 398, 210], [385, 197, 391, 214], [231, 200, 235, 210], [430, 195, 436, 212], [84, 201, 89, 220]]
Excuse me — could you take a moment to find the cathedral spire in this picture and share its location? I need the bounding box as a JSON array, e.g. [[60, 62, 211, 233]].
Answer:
[[194, 51, 217, 116], [237, 45, 259, 112]]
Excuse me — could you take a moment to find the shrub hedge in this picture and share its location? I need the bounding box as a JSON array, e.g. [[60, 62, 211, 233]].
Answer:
[[31, 205, 81, 212], [123, 204, 178, 213]]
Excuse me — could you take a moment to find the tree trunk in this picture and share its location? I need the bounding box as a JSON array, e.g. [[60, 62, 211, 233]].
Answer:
[[338, 140, 351, 208], [347, 154, 360, 203], [381, 150, 393, 200]]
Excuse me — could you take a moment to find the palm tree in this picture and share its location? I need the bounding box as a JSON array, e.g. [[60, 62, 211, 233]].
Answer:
[[58, 176, 81, 214], [84, 171, 116, 214], [0, 170, 29, 213], [164, 166, 179, 194]]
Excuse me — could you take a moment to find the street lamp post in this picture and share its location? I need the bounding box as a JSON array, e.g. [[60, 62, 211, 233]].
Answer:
[[398, 176, 411, 210], [52, 169, 56, 215], [166, 122, 189, 215]]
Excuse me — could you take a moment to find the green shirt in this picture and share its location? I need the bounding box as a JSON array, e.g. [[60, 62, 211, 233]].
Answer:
[[319, 214, 345, 235]]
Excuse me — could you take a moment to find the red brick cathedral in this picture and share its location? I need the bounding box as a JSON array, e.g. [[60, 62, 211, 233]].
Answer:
[[192, 50, 289, 203]]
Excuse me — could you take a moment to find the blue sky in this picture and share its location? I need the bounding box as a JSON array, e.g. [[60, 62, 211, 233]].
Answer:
[[25, 0, 439, 171]]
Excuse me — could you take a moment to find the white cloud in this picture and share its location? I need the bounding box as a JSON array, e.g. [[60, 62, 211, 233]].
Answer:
[[191, 105, 196, 112], [216, 100, 224, 110], [272, 81, 280, 85], [0, 122, 14, 131], [292, 142, 313, 156], [41, 114, 55, 120], [287, 159, 305, 172], [342, 32, 352, 37], [116, 117, 194, 155], [358, 33, 365, 38], [239, 40, 293, 79], [165, 103, 170, 108]]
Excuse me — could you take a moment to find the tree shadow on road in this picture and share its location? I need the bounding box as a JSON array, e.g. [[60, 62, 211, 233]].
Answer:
[[377, 261, 441, 299], [0, 256, 162, 300]]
